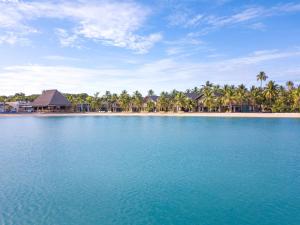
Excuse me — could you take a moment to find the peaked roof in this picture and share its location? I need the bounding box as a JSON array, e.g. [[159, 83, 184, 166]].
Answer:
[[32, 90, 71, 107], [185, 93, 202, 100], [144, 95, 159, 102]]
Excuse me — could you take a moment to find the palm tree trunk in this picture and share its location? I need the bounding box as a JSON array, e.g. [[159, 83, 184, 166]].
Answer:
[[260, 80, 262, 89]]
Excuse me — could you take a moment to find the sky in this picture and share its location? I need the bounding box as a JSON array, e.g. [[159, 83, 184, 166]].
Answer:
[[0, 0, 300, 95]]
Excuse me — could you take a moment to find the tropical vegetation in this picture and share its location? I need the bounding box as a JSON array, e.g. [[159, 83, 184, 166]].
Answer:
[[1, 72, 300, 113]]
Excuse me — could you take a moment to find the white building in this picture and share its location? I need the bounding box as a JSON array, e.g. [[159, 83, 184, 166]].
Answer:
[[6, 101, 33, 113]]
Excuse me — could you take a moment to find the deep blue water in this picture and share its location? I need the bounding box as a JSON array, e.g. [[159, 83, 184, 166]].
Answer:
[[0, 116, 300, 225]]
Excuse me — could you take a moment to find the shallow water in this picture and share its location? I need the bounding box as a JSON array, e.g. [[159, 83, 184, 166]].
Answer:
[[0, 116, 300, 225]]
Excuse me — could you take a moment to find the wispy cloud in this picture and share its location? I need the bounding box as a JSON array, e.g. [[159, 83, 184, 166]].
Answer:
[[0, 0, 162, 53], [168, 2, 300, 33], [213, 49, 300, 71], [55, 28, 80, 48], [165, 37, 206, 57], [43, 55, 81, 61], [0, 31, 29, 45], [248, 22, 266, 31]]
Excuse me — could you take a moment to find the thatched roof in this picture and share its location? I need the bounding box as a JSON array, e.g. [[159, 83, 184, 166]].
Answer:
[[32, 90, 71, 107]]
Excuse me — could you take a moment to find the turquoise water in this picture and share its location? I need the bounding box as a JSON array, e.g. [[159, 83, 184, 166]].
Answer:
[[0, 117, 300, 225]]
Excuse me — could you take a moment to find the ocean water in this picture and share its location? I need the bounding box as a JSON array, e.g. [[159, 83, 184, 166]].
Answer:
[[0, 116, 300, 225]]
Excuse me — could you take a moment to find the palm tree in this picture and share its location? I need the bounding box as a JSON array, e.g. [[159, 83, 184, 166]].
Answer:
[[185, 98, 196, 112], [203, 81, 213, 88], [213, 85, 223, 112], [145, 89, 156, 112], [292, 87, 300, 112], [256, 71, 268, 88], [146, 101, 156, 112], [0, 96, 6, 112], [249, 86, 263, 112], [174, 92, 186, 112], [202, 88, 214, 112], [222, 85, 236, 112], [263, 80, 278, 111], [91, 92, 101, 111], [102, 91, 112, 111], [170, 89, 178, 97], [147, 89, 154, 97], [167, 90, 177, 111], [236, 84, 247, 112], [286, 81, 294, 91], [70, 95, 77, 111], [86, 96, 93, 112], [273, 86, 290, 112], [192, 86, 200, 94], [131, 91, 143, 112], [119, 90, 130, 111], [157, 92, 169, 112], [111, 93, 119, 112]]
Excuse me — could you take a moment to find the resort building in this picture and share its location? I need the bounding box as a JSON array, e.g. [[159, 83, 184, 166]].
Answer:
[[76, 103, 90, 112], [0, 102, 5, 113], [111, 102, 122, 112], [143, 95, 159, 112], [185, 93, 202, 112], [99, 102, 109, 112], [98, 101, 121, 112], [32, 89, 72, 112], [5, 101, 33, 113], [196, 92, 255, 113], [224, 104, 256, 113]]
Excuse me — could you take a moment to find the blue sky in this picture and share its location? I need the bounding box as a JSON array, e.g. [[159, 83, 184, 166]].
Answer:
[[0, 0, 300, 95]]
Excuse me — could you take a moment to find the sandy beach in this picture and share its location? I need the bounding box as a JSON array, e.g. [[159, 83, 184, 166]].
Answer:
[[1, 112, 300, 118]]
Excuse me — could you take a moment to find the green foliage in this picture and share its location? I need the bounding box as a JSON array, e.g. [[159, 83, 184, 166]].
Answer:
[[174, 92, 186, 112], [292, 87, 300, 112], [131, 91, 143, 112], [1, 71, 299, 113], [157, 92, 170, 112], [146, 101, 155, 112], [119, 90, 131, 111], [256, 71, 268, 88]]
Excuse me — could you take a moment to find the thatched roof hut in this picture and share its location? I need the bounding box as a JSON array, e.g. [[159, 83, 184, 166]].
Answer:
[[32, 90, 71, 112]]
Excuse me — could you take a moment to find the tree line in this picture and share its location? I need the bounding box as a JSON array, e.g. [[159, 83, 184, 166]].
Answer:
[[1, 72, 300, 113]]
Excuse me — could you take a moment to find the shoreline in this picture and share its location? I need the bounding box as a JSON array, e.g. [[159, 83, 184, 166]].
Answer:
[[1, 112, 300, 118]]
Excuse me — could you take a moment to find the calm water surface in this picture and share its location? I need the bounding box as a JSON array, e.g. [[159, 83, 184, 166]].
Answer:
[[0, 116, 300, 225]]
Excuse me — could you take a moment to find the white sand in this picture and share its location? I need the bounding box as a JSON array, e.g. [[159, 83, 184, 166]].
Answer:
[[1, 112, 300, 118]]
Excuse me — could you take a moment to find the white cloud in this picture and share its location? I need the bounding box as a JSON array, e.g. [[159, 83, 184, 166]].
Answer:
[[0, 0, 162, 53], [0, 63, 175, 95], [1, 48, 300, 95], [0, 0, 19, 2]]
